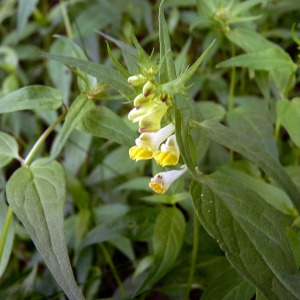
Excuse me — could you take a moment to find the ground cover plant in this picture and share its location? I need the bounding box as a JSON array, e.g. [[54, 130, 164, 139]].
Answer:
[[1, 0, 300, 299]]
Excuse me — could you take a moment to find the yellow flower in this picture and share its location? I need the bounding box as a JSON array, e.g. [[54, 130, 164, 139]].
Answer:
[[149, 165, 187, 194], [154, 134, 179, 167], [129, 124, 175, 161]]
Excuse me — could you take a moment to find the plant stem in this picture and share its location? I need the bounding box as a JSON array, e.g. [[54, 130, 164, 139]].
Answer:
[[100, 243, 126, 298], [0, 206, 14, 265], [23, 109, 67, 166], [184, 211, 199, 300], [60, 0, 73, 40]]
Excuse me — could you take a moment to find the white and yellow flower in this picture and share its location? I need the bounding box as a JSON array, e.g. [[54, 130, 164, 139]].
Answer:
[[154, 134, 180, 167], [129, 124, 175, 161], [149, 165, 187, 194]]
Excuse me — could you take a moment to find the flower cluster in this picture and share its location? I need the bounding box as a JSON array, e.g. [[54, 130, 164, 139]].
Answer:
[[127, 72, 187, 194]]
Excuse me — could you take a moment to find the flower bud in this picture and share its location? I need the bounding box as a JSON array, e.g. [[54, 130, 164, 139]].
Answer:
[[128, 74, 147, 86]]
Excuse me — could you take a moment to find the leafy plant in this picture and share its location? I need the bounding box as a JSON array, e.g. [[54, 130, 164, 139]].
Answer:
[[1, 0, 300, 299]]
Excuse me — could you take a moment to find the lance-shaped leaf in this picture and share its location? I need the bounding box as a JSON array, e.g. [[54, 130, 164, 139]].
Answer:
[[0, 85, 62, 113], [162, 40, 215, 95], [159, 0, 176, 83], [195, 120, 300, 211], [277, 98, 300, 148], [50, 93, 94, 160], [77, 103, 137, 148], [39, 50, 134, 96], [0, 131, 20, 167], [6, 159, 84, 300], [135, 206, 186, 295], [190, 174, 300, 299]]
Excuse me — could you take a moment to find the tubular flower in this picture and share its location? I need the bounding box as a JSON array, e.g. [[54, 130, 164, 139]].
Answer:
[[149, 165, 188, 194], [129, 124, 175, 161], [154, 134, 180, 167]]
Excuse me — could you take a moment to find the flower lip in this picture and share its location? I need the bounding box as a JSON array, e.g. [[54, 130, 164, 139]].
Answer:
[[149, 165, 187, 194]]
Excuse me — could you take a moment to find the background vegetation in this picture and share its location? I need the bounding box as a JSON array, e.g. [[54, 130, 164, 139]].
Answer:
[[1, 0, 300, 299]]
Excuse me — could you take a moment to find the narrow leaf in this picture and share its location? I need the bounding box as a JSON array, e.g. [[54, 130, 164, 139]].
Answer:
[[50, 94, 93, 160], [0, 85, 62, 113], [77, 105, 137, 148], [196, 120, 300, 211], [191, 174, 300, 299], [0, 131, 20, 167], [175, 108, 197, 174], [6, 159, 84, 300], [39, 50, 134, 96], [159, 0, 177, 83], [135, 206, 186, 294]]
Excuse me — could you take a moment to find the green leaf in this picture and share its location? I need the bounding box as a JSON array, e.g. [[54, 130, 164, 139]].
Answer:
[[159, 0, 177, 83], [77, 105, 137, 148], [81, 207, 159, 248], [0, 131, 20, 167], [6, 159, 84, 300], [0, 85, 62, 113], [219, 165, 294, 215], [196, 120, 300, 212], [216, 48, 297, 72], [277, 98, 300, 148], [0, 194, 14, 278], [50, 93, 93, 160], [135, 206, 186, 294], [39, 50, 134, 96], [190, 174, 300, 299], [201, 267, 255, 300], [175, 108, 196, 174], [227, 99, 278, 157], [17, 0, 38, 39]]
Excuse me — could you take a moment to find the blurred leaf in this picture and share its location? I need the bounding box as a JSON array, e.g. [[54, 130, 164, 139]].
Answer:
[[216, 48, 296, 72], [39, 50, 134, 96], [50, 94, 93, 160], [0, 86, 62, 113], [159, 0, 177, 83], [6, 159, 84, 300], [227, 99, 278, 157], [197, 101, 226, 121], [285, 227, 300, 268], [135, 206, 185, 294], [190, 173, 300, 299], [0, 194, 14, 278], [196, 120, 300, 211], [17, 0, 39, 39], [201, 267, 255, 300], [81, 207, 159, 248], [0, 131, 19, 167], [277, 98, 300, 147], [77, 105, 137, 148]]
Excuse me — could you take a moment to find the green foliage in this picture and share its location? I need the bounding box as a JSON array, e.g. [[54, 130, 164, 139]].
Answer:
[[1, 0, 300, 299]]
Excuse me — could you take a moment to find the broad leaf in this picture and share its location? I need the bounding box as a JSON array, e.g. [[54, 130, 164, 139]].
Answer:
[[135, 206, 186, 294], [0, 85, 62, 113], [196, 120, 300, 211], [201, 267, 255, 300], [50, 93, 94, 160], [39, 50, 134, 96], [6, 159, 84, 300], [77, 105, 137, 148], [190, 174, 300, 299], [0, 131, 20, 167], [277, 98, 300, 148]]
